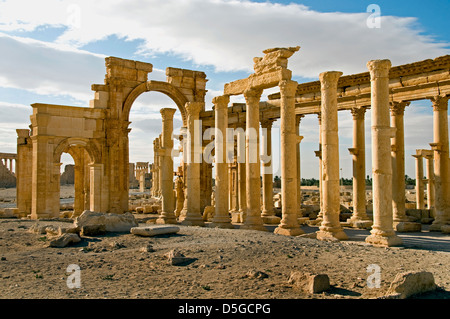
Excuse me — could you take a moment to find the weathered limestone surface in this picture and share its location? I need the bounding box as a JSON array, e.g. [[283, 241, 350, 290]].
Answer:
[[385, 271, 436, 299], [365, 60, 402, 247], [131, 226, 180, 237], [316, 71, 347, 241], [288, 272, 330, 294], [74, 211, 138, 232]]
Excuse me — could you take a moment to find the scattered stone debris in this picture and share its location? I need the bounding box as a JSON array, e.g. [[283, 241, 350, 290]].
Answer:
[[74, 211, 138, 233], [384, 271, 437, 299], [164, 249, 194, 266], [288, 272, 330, 294], [48, 233, 81, 248], [131, 225, 180, 237], [245, 270, 269, 279]]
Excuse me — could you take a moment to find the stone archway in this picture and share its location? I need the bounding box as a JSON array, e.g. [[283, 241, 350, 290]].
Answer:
[[121, 80, 189, 126], [53, 138, 104, 216]]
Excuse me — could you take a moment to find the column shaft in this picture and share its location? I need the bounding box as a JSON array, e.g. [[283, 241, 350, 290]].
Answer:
[[390, 102, 409, 225], [261, 119, 280, 224], [316, 71, 347, 241], [413, 155, 425, 210], [180, 102, 205, 226], [157, 108, 177, 224], [430, 96, 450, 231], [241, 89, 266, 231], [365, 60, 402, 247], [210, 95, 233, 228], [348, 107, 370, 225]]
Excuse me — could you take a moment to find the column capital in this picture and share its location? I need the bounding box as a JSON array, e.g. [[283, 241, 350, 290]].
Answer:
[[430, 95, 449, 112], [212, 95, 230, 110], [260, 118, 276, 129], [278, 80, 298, 98], [185, 101, 204, 118], [367, 59, 391, 79], [389, 101, 410, 116], [295, 114, 305, 126], [243, 88, 263, 102], [319, 71, 343, 89], [350, 107, 367, 120], [160, 108, 177, 121]]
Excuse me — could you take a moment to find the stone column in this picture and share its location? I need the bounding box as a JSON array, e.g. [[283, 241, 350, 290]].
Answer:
[[180, 102, 205, 226], [16, 129, 32, 217], [274, 80, 304, 236], [365, 60, 402, 247], [424, 153, 435, 215], [209, 95, 233, 228], [429, 96, 450, 231], [261, 118, 280, 224], [315, 113, 324, 222], [31, 136, 53, 219], [390, 101, 410, 227], [296, 114, 306, 219], [89, 163, 103, 212], [241, 88, 266, 231], [413, 154, 425, 210], [157, 108, 177, 224], [237, 123, 247, 223], [316, 71, 347, 241], [348, 107, 370, 226], [151, 138, 159, 197]]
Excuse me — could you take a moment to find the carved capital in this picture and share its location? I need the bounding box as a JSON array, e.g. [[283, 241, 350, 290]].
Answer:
[[260, 118, 276, 129], [185, 102, 203, 118], [389, 101, 410, 116], [319, 71, 343, 90], [243, 88, 263, 103], [160, 108, 177, 121], [367, 59, 391, 79], [430, 95, 449, 112], [295, 114, 305, 126], [350, 107, 367, 120], [279, 80, 298, 98], [212, 95, 230, 110]]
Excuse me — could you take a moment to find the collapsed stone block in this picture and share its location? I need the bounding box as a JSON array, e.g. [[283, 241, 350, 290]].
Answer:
[[130, 226, 180, 237], [288, 272, 330, 294], [49, 233, 81, 248], [385, 271, 437, 299], [74, 210, 138, 232]]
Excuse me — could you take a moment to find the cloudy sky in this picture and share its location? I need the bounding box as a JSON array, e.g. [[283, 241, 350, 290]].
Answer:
[[0, 0, 449, 179]]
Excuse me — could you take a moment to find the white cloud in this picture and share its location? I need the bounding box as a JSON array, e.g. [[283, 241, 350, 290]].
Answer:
[[1, 0, 448, 80]]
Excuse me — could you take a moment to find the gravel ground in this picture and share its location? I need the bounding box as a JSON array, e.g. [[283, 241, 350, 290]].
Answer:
[[0, 216, 449, 299]]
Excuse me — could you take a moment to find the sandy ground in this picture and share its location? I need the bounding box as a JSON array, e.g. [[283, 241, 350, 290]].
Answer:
[[0, 216, 449, 299]]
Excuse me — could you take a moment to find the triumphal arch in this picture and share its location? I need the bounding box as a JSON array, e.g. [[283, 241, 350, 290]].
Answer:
[[14, 45, 450, 246]]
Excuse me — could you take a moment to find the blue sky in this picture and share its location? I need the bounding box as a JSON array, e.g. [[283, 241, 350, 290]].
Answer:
[[0, 0, 448, 179]]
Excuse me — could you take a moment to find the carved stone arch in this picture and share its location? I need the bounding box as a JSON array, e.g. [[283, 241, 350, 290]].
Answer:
[[53, 137, 101, 165], [121, 80, 189, 126]]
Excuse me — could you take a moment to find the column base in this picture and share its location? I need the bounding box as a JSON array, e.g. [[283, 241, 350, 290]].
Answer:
[[274, 225, 304, 236], [262, 215, 281, 224], [316, 229, 348, 241], [394, 221, 421, 232], [207, 221, 234, 229], [347, 218, 373, 229], [156, 217, 178, 225], [240, 218, 268, 231], [429, 221, 446, 232], [365, 233, 403, 247], [180, 216, 205, 227]]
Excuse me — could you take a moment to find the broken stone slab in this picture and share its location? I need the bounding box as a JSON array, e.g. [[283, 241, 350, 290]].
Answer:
[[288, 272, 330, 294], [74, 211, 138, 232], [80, 224, 106, 237], [441, 225, 450, 234], [395, 222, 421, 233], [164, 249, 194, 266], [245, 270, 269, 279], [130, 226, 180, 237], [48, 233, 81, 248], [385, 271, 437, 299]]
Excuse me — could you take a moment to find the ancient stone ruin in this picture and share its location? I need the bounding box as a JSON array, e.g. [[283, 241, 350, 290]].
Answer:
[[8, 46, 450, 247]]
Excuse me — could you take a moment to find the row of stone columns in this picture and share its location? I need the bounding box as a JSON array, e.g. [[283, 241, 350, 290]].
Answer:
[[0, 158, 16, 173]]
